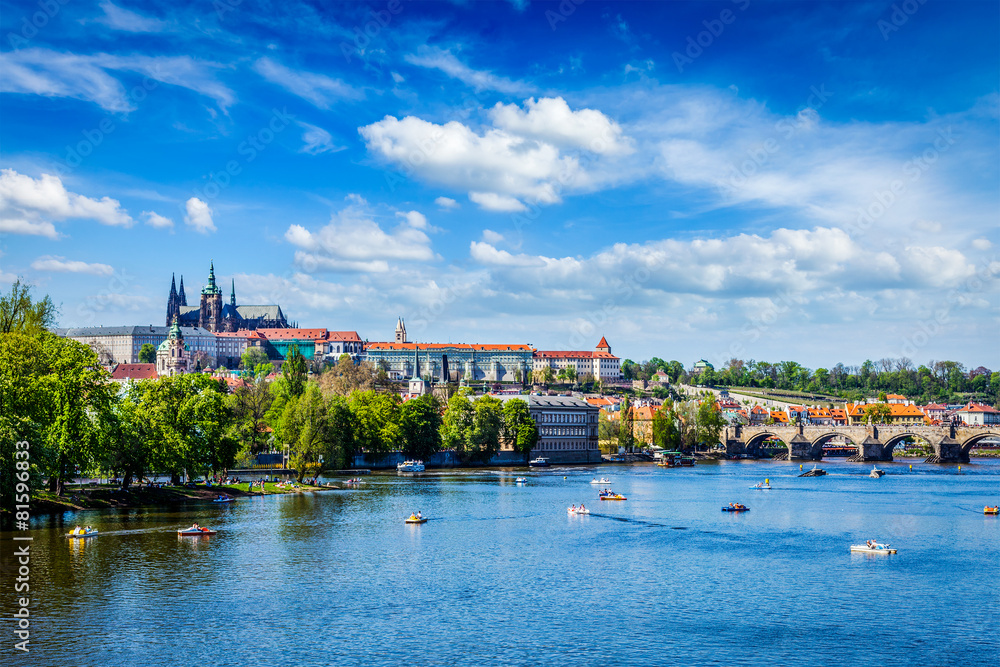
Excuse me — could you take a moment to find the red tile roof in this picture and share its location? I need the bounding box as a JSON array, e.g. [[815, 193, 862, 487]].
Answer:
[[366, 342, 534, 352], [327, 331, 362, 342], [597, 336, 610, 348], [958, 403, 1000, 414], [111, 363, 158, 380], [256, 328, 330, 340]]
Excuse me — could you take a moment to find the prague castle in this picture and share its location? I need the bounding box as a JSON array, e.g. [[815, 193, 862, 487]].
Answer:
[[165, 261, 289, 332]]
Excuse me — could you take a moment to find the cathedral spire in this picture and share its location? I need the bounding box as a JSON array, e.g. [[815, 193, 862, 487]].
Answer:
[[202, 260, 221, 295], [230, 279, 236, 307], [178, 275, 187, 306], [170, 273, 177, 298]]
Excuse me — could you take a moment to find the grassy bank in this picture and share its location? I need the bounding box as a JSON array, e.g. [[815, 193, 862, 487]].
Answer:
[[24, 480, 330, 515]]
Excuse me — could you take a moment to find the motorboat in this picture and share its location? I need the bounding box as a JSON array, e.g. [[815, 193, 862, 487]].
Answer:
[[529, 457, 550, 467], [851, 542, 896, 554], [65, 528, 98, 538], [567, 506, 591, 514], [177, 526, 217, 536], [599, 494, 627, 501], [397, 460, 425, 472], [869, 466, 885, 478], [985, 506, 1000, 515], [722, 503, 750, 512], [590, 478, 612, 484], [405, 515, 427, 524]]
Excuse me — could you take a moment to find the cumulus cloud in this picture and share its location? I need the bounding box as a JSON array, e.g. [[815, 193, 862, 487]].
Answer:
[[254, 57, 361, 108], [142, 210, 173, 229], [360, 97, 633, 212], [284, 201, 435, 273], [489, 97, 634, 156], [435, 196, 459, 210], [482, 229, 504, 244], [184, 197, 215, 233], [31, 255, 114, 276], [404, 47, 533, 94], [972, 238, 992, 250], [0, 169, 133, 237]]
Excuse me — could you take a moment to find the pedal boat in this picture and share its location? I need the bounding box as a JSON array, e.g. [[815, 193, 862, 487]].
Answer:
[[722, 504, 750, 512], [177, 527, 217, 536], [212, 496, 235, 503], [405, 515, 427, 524], [599, 494, 627, 501], [985, 506, 1000, 515], [850, 542, 896, 554], [65, 528, 99, 538], [567, 507, 591, 514]]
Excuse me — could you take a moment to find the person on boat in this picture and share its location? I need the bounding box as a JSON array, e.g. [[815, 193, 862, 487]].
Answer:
[[570, 504, 576, 512], [417, 511, 422, 520], [580, 504, 585, 511]]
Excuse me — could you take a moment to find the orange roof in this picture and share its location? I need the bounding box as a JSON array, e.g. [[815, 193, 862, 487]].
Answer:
[[751, 405, 768, 414], [111, 363, 157, 380], [597, 336, 610, 348], [214, 330, 265, 339], [586, 397, 618, 407], [958, 403, 1000, 414], [770, 411, 789, 423], [535, 350, 595, 359], [885, 394, 907, 399], [889, 404, 924, 417], [327, 331, 362, 342], [366, 342, 534, 352], [788, 405, 806, 411]]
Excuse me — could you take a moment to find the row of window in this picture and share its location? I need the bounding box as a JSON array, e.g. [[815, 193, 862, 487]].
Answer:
[[541, 427, 587, 437], [537, 440, 596, 450]]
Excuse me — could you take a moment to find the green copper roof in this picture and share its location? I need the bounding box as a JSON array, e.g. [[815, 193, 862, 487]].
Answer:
[[201, 260, 222, 295]]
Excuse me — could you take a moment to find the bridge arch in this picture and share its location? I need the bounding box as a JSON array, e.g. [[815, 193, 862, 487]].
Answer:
[[744, 431, 793, 459], [879, 432, 936, 460], [808, 432, 861, 459], [960, 432, 1000, 459]]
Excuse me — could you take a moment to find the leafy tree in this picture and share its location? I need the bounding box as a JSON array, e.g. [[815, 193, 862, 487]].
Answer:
[[283, 384, 328, 482], [863, 402, 892, 425], [399, 394, 443, 461], [467, 395, 504, 464], [283, 345, 308, 398], [441, 392, 474, 454], [318, 355, 378, 396], [652, 404, 681, 451], [0, 278, 58, 335], [695, 400, 726, 451], [138, 343, 156, 364], [502, 398, 538, 464], [241, 347, 271, 373], [618, 395, 635, 452], [325, 395, 356, 469], [229, 375, 274, 454], [348, 390, 401, 460]]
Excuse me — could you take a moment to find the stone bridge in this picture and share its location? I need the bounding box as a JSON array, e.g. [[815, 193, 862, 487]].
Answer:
[[721, 423, 1000, 463]]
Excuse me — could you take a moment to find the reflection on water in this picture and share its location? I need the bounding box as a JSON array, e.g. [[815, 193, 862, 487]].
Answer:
[[3, 459, 999, 666]]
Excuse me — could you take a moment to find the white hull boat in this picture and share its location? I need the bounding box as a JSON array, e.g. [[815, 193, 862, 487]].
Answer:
[[397, 460, 425, 472], [851, 543, 896, 554], [590, 479, 612, 484], [567, 507, 591, 514]]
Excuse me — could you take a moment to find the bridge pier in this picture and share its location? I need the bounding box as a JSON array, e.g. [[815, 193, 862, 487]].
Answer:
[[789, 434, 821, 460], [854, 436, 893, 462], [725, 439, 746, 459], [925, 436, 966, 463]]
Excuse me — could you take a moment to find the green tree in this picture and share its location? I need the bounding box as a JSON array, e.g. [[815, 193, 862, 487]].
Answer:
[[348, 390, 401, 461], [618, 396, 635, 452], [0, 278, 58, 335], [441, 392, 474, 454], [863, 402, 892, 425], [283, 384, 328, 482], [241, 347, 271, 373], [283, 345, 308, 398], [502, 398, 538, 464], [467, 395, 504, 464], [695, 400, 726, 451], [229, 375, 274, 454], [399, 394, 443, 461], [652, 404, 681, 451], [138, 343, 156, 364]]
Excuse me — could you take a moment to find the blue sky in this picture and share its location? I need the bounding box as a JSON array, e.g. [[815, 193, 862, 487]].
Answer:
[[1, 0, 997, 369]]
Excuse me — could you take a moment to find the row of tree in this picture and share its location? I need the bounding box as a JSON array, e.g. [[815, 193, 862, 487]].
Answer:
[[621, 356, 999, 405]]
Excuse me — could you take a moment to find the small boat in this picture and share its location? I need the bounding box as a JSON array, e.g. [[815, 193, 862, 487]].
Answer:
[[851, 542, 896, 554], [397, 460, 425, 472], [722, 504, 750, 512], [590, 478, 612, 484], [529, 457, 550, 467], [65, 528, 98, 538], [177, 526, 217, 536], [567, 507, 591, 514], [985, 506, 1000, 515], [599, 494, 627, 501], [869, 466, 885, 478], [515, 477, 528, 483], [405, 515, 427, 524], [799, 466, 827, 477], [749, 481, 772, 490], [212, 495, 235, 503]]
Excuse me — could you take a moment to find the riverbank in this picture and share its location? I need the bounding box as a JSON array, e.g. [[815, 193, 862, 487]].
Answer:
[[23, 480, 332, 515]]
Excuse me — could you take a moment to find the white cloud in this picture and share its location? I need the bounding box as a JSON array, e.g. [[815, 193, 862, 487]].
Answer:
[[254, 57, 361, 109], [489, 97, 634, 156], [972, 238, 992, 250], [142, 210, 173, 229], [298, 121, 345, 155], [0, 49, 235, 111], [468, 192, 527, 212], [482, 229, 504, 244], [435, 196, 459, 210], [0, 169, 133, 237], [404, 47, 534, 94], [184, 197, 215, 233], [94, 1, 168, 32], [285, 201, 435, 273], [31, 255, 114, 276], [391, 71, 405, 84]]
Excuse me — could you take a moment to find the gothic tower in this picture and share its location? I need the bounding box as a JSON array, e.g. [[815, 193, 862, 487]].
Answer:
[[395, 317, 407, 344], [165, 273, 178, 326], [199, 261, 223, 332], [230, 279, 236, 307], [178, 275, 187, 306]]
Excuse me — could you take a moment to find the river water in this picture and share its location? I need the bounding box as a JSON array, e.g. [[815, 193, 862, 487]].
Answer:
[[4, 459, 999, 666]]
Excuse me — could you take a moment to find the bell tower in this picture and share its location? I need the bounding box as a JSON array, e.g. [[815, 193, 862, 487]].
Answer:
[[199, 260, 223, 332], [395, 317, 407, 344]]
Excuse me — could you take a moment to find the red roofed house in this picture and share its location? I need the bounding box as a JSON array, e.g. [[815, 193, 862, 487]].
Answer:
[[953, 403, 1000, 426], [749, 405, 769, 424], [110, 363, 158, 383], [532, 337, 621, 382]]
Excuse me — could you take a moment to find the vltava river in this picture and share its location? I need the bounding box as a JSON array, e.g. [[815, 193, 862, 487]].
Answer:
[[4, 459, 999, 666]]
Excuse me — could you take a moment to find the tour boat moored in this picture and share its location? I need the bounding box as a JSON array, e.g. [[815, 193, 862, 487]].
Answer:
[[529, 457, 550, 467], [397, 460, 425, 472]]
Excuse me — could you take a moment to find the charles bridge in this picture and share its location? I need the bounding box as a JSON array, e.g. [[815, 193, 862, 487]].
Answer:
[[721, 423, 1000, 463]]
